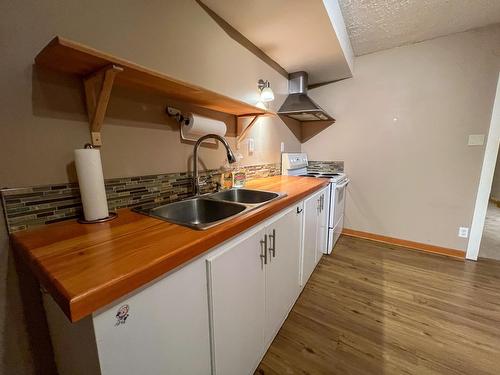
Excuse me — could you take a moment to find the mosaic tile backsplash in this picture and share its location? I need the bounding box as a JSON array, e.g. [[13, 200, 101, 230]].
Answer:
[[1, 163, 280, 233], [307, 160, 344, 174]]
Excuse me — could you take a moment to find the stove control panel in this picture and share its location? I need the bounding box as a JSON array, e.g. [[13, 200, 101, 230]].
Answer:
[[282, 153, 308, 170]]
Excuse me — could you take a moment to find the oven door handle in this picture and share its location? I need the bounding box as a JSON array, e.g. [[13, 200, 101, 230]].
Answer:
[[336, 179, 349, 189]]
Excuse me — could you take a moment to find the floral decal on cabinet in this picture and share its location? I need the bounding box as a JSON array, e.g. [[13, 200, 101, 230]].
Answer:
[[115, 304, 130, 326]]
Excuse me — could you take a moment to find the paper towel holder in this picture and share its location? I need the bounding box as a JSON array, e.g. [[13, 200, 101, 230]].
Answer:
[[78, 212, 117, 224], [166, 106, 221, 145], [166, 106, 190, 126], [166, 106, 194, 142], [166, 106, 195, 143]]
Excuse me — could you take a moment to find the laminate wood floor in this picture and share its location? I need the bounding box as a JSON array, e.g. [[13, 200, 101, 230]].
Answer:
[[479, 201, 500, 260], [256, 235, 500, 375]]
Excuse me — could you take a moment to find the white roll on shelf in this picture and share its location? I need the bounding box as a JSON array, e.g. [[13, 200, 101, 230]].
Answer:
[[180, 113, 227, 143]]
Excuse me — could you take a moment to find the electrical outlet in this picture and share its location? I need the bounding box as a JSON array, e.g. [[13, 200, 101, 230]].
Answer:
[[458, 227, 469, 238]]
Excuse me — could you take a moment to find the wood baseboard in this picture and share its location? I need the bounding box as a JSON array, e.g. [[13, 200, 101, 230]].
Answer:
[[342, 228, 465, 259]]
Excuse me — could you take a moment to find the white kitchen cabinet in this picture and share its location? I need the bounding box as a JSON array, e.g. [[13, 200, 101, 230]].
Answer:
[[316, 186, 330, 262], [301, 187, 329, 286], [207, 202, 304, 375], [302, 191, 320, 285], [43, 255, 212, 375], [206, 224, 267, 375], [264, 203, 303, 345]]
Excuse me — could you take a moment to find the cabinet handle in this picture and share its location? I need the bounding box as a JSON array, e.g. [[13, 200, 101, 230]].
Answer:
[[269, 229, 276, 258], [260, 234, 268, 265], [296, 207, 303, 214], [321, 195, 324, 211]]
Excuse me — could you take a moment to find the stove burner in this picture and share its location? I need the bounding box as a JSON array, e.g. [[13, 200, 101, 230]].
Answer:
[[299, 172, 343, 180]]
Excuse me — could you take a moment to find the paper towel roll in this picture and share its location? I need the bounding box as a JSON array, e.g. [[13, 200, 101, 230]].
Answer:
[[74, 148, 109, 221], [180, 113, 227, 142]]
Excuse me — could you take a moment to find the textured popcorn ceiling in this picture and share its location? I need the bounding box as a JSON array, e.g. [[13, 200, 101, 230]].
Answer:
[[339, 0, 500, 55]]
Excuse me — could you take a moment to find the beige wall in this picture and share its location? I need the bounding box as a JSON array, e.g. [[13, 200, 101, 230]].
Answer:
[[1, 0, 299, 187], [491, 150, 500, 199], [303, 24, 500, 252], [0, 0, 301, 373]]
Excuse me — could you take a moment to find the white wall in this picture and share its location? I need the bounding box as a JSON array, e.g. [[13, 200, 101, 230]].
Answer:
[[303, 24, 500, 251], [0, 0, 301, 373]]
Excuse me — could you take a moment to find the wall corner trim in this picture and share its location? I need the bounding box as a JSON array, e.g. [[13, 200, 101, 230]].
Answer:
[[342, 228, 465, 260]]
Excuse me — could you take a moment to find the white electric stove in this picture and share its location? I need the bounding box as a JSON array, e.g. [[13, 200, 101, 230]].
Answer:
[[281, 153, 349, 253]]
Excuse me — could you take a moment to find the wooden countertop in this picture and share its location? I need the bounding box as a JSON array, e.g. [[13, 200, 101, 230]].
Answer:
[[11, 176, 328, 322]]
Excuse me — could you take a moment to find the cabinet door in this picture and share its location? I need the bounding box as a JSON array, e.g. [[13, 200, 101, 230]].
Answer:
[[92, 256, 211, 375], [301, 191, 320, 286], [316, 186, 330, 262], [265, 204, 302, 344], [206, 226, 266, 375]]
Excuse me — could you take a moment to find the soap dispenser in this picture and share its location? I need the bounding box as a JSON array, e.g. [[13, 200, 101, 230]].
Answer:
[[231, 153, 246, 188], [220, 160, 233, 190]]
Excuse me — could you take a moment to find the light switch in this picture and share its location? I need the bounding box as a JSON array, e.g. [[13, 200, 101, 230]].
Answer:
[[280, 142, 285, 152], [248, 138, 255, 154], [468, 134, 485, 146]]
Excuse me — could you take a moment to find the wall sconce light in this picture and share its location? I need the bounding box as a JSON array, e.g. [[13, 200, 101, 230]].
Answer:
[[258, 79, 274, 102]]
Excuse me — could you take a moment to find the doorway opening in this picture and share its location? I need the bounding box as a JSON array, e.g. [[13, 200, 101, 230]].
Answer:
[[479, 152, 500, 260], [467, 73, 500, 260]]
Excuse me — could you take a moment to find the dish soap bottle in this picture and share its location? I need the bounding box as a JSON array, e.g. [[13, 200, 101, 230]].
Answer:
[[220, 161, 233, 190], [231, 153, 246, 188]]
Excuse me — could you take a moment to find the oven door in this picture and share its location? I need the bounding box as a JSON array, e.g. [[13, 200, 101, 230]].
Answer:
[[326, 179, 349, 254], [332, 179, 348, 228]]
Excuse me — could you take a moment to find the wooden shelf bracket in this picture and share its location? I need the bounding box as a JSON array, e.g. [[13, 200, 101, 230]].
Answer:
[[83, 64, 123, 146], [236, 114, 264, 144]]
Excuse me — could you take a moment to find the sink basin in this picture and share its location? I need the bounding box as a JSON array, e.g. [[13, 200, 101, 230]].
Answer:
[[148, 198, 247, 230], [209, 189, 282, 204], [137, 188, 286, 230]]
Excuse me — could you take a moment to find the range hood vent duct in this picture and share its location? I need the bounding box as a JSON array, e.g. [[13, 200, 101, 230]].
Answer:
[[277, 71, 334, 122]]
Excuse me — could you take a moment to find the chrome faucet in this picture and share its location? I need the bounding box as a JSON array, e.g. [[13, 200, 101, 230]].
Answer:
[[193, 134, 237, 196]]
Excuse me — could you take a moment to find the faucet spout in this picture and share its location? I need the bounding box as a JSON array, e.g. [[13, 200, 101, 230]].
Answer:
[[193, 134, 237, 196]]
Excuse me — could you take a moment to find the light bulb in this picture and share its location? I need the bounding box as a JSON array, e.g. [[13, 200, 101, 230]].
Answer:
[[260, 86, 275, 102]]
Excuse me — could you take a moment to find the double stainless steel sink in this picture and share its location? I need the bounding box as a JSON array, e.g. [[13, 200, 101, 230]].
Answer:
[[138, 188, 286, 230]]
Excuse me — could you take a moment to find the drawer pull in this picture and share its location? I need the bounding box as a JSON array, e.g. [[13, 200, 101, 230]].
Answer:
[[260, 234, 268, 265], [269, 229, 276, 258]]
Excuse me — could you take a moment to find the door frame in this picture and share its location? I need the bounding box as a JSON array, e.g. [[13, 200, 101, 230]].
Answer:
[[467, 73, 500, 260]]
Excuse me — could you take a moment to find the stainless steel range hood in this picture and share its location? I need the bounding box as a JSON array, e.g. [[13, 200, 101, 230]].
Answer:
[[278, 71, 334, 122]]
